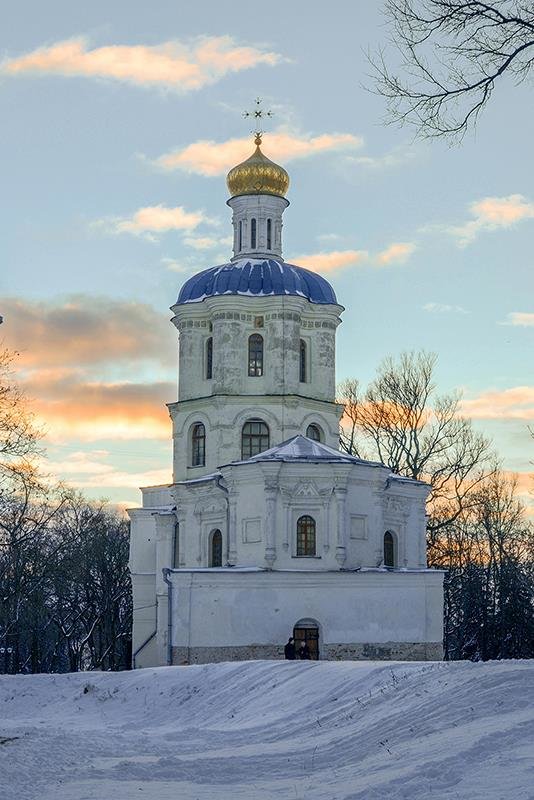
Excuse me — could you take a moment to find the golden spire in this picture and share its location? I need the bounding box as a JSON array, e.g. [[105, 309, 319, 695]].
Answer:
[[226, 98, 289, 198]]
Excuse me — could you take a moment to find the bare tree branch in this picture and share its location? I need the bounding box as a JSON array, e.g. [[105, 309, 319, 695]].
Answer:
[[370, 1, 534, 139]]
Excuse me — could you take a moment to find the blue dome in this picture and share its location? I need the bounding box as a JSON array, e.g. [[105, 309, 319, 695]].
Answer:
[[175, 258, 337, 306]]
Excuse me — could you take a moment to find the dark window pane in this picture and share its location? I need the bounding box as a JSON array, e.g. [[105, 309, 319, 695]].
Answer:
[[241, 419, 269, 459], [191, 423, 205, 467], [296, 515, 316, 556], [248, 333, 263, 377], [299, 339, 307, 383], [206, 337, 213, 380], [210, 529, 222, 567], [306, 424, 321, 442], [384, 531, 395, 567], [251, 218, 257, 249], [267, 218, 272, 250]]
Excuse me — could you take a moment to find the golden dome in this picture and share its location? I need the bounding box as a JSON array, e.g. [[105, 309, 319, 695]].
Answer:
[[226, 134, 289, 198]]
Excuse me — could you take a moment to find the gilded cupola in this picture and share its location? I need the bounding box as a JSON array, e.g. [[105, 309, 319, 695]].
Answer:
[[226, 134, 290, 199]]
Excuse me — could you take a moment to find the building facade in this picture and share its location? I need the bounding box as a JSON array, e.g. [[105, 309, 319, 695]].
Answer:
[[128, 134, 444, 667]]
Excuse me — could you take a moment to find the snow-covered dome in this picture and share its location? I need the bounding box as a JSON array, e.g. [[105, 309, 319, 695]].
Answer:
[[175, 258, 337, 305]]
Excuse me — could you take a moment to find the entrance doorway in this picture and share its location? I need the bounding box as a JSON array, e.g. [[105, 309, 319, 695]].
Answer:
[[293, 619, 320, 660]]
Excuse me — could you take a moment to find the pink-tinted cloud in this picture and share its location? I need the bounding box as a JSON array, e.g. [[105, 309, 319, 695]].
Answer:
[[292, 249, 369, 274], [98, 204, 213, 238], [1, 36, 282, 90], [23, 373, 174, 442], [501, 312, 534, 327], [43, 450, 171, 489], [449, 194, 534, 245], [461, 386, 534, 421], [375, 242, 416, 265], [156, 131, 363, 176], [1, 296, 175, 368]]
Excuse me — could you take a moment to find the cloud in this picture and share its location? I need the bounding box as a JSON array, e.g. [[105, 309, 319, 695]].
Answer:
[[423, 303, 468, 314], [375, 242, 416, 266], [449, 194, 534, 246], [183, 235, 233, 251], [292, 249, 369, 274], [1, 36, 282, 91], [500, 312, 534, 327], [155, 131, 363, 176], [23, 373, 173, 442], [1, 296, 175, 369], [97, 204, 213, 239], [44, 450, 171, 489], [291, 242, 417, 274], [461, 386, 534, 421], [347, 147, 416, 170]]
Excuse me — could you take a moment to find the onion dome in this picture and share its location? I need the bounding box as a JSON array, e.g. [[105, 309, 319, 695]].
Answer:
[[226, 134, 289, 198], [175, 258, 337, 306]]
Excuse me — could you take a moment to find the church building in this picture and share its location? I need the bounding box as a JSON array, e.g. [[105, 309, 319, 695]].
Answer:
[[128, 132, 444, 667]]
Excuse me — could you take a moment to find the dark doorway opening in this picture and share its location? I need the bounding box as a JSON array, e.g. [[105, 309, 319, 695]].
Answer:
[[293, 621, 319, 660]]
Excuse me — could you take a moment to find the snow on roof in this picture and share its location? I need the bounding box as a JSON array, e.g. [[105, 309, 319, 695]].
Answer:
[[222, 435, 385, 468], [174, 258, 338, 306]]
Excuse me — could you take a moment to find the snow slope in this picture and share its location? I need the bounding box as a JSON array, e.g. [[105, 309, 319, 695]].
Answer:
[[1, 660, 533, 800]]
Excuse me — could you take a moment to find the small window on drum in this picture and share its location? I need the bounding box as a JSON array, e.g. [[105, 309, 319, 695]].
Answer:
[[191, 423, 205, 467], [241, 419, 270, 459], [248, 333, 263, 377], [251, 218, 257, 249], [306, 424, 322, 442], [299, 340, 307, 383], [206, 337, 213, 380], [267, 218, 272, 250], [238, 220, 243, 251]]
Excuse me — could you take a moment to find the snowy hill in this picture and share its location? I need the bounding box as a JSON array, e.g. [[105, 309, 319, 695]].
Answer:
[[1, 660, 533, 800]]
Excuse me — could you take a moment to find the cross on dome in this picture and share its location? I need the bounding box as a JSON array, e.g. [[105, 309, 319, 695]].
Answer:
[[242, 97, 274, 141], [227, 99, 289, 199]]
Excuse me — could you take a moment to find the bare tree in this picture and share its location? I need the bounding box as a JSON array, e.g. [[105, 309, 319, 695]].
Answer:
[[338, 351, 494, 530], [435, 471, 534, 659], [372, 1, 534, 139], [0, 348, 42, 460]]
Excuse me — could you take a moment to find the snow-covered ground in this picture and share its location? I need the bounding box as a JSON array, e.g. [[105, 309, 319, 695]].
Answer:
[[1, 660, 533, 800]]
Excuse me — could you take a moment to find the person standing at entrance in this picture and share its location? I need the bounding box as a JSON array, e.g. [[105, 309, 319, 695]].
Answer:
[[298, 641, 311, 660], [284, 637, 296, 660]]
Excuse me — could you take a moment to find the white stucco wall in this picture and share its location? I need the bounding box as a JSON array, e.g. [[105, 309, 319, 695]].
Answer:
[[168, 569, 444, 653]]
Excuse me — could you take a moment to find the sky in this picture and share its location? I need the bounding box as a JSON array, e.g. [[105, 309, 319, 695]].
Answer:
[[1, 0, 533, 511]]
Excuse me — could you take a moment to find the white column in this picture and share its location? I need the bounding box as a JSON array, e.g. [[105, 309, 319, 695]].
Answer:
[[264, 484, 278, 568], [334, 487, 347, 567], [228, 489, 238, 566]]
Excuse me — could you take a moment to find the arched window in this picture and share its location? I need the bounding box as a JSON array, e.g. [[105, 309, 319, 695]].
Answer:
[[191, 423, 205, 467], [241, 419, 270, 459], [210, 529, 223, 567], [238, 220, 242, 251], [248, 333, 263, 377], [250, 218, 257, 249], [206, 337, 213, 380], [384, 531, 395, 568], [296, 515, 316, 556], [306, 424, 322, 442], [299, 339, 307, 383], [266, 218, 272, 250]]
